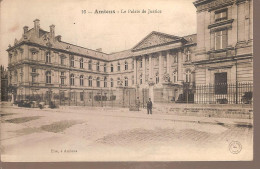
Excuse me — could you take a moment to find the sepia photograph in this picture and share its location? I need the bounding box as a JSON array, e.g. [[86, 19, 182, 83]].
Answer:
[[0, 0, 253, 162]]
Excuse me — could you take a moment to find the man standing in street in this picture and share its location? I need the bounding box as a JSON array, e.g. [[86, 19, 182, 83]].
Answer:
[[147, 98, 152, 115]]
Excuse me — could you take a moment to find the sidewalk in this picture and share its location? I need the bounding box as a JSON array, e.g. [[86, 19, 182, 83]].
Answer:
[[58, 106, 253, 127], [1, 104, 253, 128]]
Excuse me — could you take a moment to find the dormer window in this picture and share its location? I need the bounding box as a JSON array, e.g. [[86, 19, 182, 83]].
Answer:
[[215, 9, 227, 22]]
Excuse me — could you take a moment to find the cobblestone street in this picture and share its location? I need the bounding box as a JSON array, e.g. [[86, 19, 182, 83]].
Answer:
[[0, 104, 253, 161]]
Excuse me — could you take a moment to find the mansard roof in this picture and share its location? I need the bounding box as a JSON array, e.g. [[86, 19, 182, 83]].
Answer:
[[7, 24, 196, 61]]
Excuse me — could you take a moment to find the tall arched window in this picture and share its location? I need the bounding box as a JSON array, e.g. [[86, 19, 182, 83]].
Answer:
[[96, 77, 100, 87], [104, 77, 107, 87], [88, 60, 92, 70], [140, 74, 143, 84], [80, 75, 84, 86], [110, 78, 114, 87], [46, 52, 51, 63], [96, 62, 100, 71], [124, 77, 128, 87], [117, 62, 120, 71], [88, 76, 92, 87], [111, 64, 114, 72], [80, 58, 84, 68], [70, 55, 74, 67], [104, 63, 107, 72], [46, 71, 51, 84], [125, 61, 128, 70], [185, 69, 192, 82], [173, 71, 177, 83], [70, 74, 75, 86], [155, 72, 159, 84]]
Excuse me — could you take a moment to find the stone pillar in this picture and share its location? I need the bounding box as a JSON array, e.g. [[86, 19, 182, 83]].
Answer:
[[166, 51, 171, 74], [133, 57, 137, 85], [177, 50, 183, 81], [149, 54, 152, 81], [149, 85, 154, 103], [142, 55, 146, 83], [158, 52, 163, 83]]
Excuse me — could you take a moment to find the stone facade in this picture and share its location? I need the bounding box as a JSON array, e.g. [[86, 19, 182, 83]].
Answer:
[[7, 0, 253, 105]]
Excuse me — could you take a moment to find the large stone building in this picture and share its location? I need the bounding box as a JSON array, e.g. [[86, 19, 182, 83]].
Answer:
[[7, 0, 253, 106]]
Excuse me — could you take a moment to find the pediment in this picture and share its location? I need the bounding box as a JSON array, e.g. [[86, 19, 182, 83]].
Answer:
[[132, 31, 182, 51]]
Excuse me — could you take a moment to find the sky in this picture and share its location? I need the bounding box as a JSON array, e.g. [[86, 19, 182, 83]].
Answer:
[[0, 0, 197, 67]]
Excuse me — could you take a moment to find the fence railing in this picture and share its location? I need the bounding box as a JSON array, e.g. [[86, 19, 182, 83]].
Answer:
[[194, 82, 253, 104]]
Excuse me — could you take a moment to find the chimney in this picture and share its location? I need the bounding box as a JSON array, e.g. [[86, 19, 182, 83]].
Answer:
[[50, 24, 55, 40], [33, 19, 40, 37], [56, 35, 62, 42], [96, 48, 102, 52], [23, 26, 28, 34]]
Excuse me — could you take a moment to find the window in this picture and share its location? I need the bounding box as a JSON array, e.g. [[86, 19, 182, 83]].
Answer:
[[60, 56, 65, 65], [140, 74, 143, 84], [173, 71, 177, 83], [61, 77, 65, 85], [185, 69, 192, 83], [80, 75, 84, 86], [155, 73, 159, 84], [140, 59, 142, 68], [117, 62, 120, 71], [80, 58, 84, 69], [186, 51, 191, 62], [111, 78, 114, 87], [70, 55, 74, 67], [88, 76, 92, 87], [124, 77, 128, 87], [61, 72, 65, 85], [132, 60, 134, 69], [32, 51, 37, 55], [214, 30, 228, 50], [32, 76, 36, 83], [88, 60, 92, 70], [215, 9, 227, 22], [46, 71, 51, 84], [117, 77, 121, 86], [174, 55, 178, 63], [70, 74, 74, 86], [111, 64, 114, 72], [96, 62, 100, 71], [215, 72, 227, 94], [132, 75, 134, 85], [104, 63, 107, 72], [125, 61, 128, 70], [80, 92, 84, 101], [96, 77, 100, 87], [104, 77, 107, 87], [32, 68, 36, 73], [46, 52, 51, 63]]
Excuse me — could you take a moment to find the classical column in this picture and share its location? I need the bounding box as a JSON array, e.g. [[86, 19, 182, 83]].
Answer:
[[158, 52, 163, 83], [142, 55, 146, 83], [133, 57, 137, 85], [166, 51, 171, 74], [177, 50, 183, 81], [149, 54, 152, 81]]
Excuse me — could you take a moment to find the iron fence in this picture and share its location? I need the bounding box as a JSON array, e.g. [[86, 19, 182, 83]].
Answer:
[[194, 82, 253, 104]]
